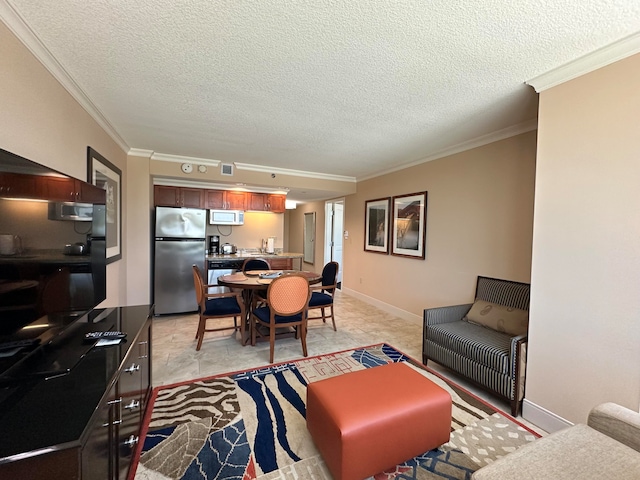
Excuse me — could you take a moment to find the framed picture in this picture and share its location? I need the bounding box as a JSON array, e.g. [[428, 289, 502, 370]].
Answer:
[[87, 147, 122, 264], [364, 197, 390, 254], [391, 191, 427, 259]]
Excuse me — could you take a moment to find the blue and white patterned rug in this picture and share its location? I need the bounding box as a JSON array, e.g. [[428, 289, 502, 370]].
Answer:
[[133, 344, 538, 479]]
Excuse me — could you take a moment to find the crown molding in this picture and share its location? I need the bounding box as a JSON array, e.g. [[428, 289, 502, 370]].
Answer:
[[358, 118, 538, 182], [150, 152, 221, 167], [0, 1, 129, 152], [128, 148, 154, 158], [526, 31, 640, 92], [234, 162, 356, 183], [153, 177, 288, 195]]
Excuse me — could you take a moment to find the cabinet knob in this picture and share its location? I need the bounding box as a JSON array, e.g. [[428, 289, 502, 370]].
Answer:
[[124, 399, 140, 410], [123, 435, 139, 448], [125, 363, 140, 374]]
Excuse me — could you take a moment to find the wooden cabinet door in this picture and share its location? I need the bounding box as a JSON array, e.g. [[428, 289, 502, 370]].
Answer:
[[269, 258, 292, 270], [82, 383, 117, 480], [43, 176, 76, 201], [0, 172, 42, 199], [77, 180, 106, 203], [225, 191, 247, 210], [180, 188, 204, 208], [154, 185, 179, 206], [248, 193, 267, 211], [206, 190, 225, 209], [268, 194, 286, 213]]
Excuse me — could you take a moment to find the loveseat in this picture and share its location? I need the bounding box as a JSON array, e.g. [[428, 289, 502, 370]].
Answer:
[[471, 402, 640, 479], [423, 276, 530, 416]]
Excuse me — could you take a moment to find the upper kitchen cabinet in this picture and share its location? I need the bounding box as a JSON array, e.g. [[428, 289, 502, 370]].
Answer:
[[44, 176, 105, 203], [206, 190, 247, 210], [248, 193, 286, 213], [0, 172, 105, 203], [154, 185, 204, 208]]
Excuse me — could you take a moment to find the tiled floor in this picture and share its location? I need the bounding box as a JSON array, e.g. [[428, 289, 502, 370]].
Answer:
[[152, 289, 545, 433]]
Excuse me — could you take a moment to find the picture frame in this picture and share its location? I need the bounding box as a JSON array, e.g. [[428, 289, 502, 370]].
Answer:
[[364, 197, 390, 254], [87, 147, 122, 264], [391, 191, 427, 259]]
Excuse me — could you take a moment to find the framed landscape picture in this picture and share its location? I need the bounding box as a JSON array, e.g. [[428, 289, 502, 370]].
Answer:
[[391, 191, 427, 259], [364, 197, 390, 254], [87, 147, 122, 264]]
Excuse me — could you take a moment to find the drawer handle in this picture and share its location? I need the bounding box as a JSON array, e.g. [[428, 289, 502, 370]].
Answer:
[[102, 398, 123, 427], [124, 399, 140, 410], [123, 435, 139, 448], [125, 363, 140, 374]]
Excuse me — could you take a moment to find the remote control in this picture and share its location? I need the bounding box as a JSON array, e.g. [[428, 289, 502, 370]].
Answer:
[[84, 331, 127, 341], [0, 339, 40, 351]]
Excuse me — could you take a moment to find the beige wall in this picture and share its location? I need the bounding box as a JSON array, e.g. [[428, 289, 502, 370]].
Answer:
[[0, 22, 128, 307], [288, 201, 327, 273], [206, 212, 284, 252], [526, 53, 640, 427], [347, 132, 536, 319]]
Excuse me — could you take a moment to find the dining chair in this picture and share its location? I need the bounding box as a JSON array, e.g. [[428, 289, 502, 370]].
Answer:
[[192, 265, 246, 350], [250, 273, 311, 363], [307, 261, 339, 331], [242, 257, 271, 273]]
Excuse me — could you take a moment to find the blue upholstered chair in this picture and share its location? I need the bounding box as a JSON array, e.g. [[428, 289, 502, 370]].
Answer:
[[192, 265, 245, 351], [307, 261, 339, 331], [250, 273, 311, 363]]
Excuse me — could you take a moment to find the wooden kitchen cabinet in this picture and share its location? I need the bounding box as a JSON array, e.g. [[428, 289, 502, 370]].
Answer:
[[206, 189, 247, 210], [154, 185, 204, 208], [0, 172, 105, 203], [269, 257, 293, 270], [44, 176, 105, 203], [267, 194, 286, 213], [248, 193, 286, 212]]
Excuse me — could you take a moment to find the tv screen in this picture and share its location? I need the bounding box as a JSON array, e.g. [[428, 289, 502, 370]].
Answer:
[[0, 148, 106, 341]]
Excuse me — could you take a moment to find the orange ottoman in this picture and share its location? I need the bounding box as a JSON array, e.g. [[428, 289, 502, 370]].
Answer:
[[306, 361, 452, 480]]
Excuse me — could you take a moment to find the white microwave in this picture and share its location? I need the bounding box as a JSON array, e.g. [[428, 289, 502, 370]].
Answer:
[[209, 209, 244, 225]]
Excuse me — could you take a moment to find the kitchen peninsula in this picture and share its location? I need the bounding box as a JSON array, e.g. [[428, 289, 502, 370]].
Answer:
[[206, 252, 304, 270]]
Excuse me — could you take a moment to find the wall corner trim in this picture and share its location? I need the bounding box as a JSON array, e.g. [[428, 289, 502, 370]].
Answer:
[[526, 31, 640, 92]]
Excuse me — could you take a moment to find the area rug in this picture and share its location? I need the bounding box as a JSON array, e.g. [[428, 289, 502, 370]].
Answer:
[[132, 344, 539, 480]]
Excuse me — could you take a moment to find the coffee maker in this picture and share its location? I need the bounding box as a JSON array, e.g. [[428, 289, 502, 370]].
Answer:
[[208, 235, 220, 255]]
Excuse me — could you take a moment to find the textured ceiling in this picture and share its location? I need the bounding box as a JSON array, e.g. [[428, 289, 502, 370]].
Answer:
[[4, 1, 640, 194]]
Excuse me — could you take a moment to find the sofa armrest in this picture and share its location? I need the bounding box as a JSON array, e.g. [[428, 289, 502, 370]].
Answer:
[[588, 402, 640, 453], [424, 303, 473, 326]]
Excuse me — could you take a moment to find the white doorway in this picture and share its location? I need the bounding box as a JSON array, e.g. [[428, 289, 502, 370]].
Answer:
[[324, 199, 344, 286]]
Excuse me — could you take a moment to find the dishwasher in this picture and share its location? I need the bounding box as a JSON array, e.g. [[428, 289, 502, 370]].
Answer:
[[207, 259, 244, 291]]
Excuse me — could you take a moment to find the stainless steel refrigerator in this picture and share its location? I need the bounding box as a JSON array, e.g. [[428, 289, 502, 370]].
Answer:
[[153, 206, 207, 315]]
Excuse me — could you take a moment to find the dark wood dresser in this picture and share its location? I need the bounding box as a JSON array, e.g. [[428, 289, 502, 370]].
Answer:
[[0, 305, 152, 479]]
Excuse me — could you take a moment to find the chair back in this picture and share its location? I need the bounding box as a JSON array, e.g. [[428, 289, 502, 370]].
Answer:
[[192, 265, 205, 306], [267, 273, 311, 316], [242, 258, 270, 273], [321, 261, 339, 291]]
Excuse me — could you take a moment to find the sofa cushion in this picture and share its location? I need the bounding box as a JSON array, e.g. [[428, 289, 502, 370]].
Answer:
[[466, 300, 528, 336], [426, 320, 511, 374]]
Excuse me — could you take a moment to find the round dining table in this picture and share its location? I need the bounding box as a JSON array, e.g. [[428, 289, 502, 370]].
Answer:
[[217, 270, 322, 345]]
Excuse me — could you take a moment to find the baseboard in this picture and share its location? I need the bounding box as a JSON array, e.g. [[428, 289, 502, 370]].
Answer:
[[522, 399, 573, 434], [341, 287, 422, 325]]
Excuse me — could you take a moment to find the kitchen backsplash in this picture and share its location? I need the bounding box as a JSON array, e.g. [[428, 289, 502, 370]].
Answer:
[[206, 211, 284, 251]]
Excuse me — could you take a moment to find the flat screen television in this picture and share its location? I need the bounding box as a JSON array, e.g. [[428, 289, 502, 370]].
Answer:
[[0, 147, 106, 379]]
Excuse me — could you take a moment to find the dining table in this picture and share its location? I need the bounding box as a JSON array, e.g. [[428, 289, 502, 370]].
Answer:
[[217, 270, 322, 346]]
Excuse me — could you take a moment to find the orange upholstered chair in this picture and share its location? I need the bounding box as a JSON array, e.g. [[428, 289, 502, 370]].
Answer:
[[250, 273, 311, 363]]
